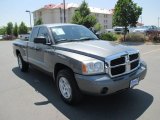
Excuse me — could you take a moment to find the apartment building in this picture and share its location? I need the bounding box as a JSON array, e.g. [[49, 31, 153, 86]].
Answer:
[[33, 3, 113, 30]]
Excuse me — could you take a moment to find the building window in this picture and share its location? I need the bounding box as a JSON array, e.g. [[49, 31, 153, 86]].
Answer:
[[104, 25, 108, 29], [95, 13, 99, 17], [104, 20, 107, 23], [39, 11, 42, 16], [104, 14, 107, 18], [34, 13, 36, 18]]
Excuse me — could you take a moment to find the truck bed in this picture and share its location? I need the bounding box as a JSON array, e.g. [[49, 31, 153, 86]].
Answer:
[[13, 39, 28, 62]]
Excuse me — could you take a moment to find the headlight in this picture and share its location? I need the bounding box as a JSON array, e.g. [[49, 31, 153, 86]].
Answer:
[[82, 60, 105, 74]]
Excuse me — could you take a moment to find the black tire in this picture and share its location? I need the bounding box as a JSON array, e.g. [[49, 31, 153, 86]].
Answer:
[[17, 54, 29, 72], [56, 69, 82, 105]]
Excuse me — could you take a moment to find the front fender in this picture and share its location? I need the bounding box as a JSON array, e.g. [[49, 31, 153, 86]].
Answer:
[[54, 50, 96, 74]]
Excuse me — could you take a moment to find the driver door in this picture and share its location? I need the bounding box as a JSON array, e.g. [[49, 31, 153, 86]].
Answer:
[[33, 27, 51, 69]]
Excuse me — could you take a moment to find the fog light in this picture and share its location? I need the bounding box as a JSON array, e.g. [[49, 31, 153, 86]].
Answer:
[[101, 87, 108, 94]]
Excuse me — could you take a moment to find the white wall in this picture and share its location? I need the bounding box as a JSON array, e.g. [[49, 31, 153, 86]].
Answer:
[[33, 7, 113, 29]]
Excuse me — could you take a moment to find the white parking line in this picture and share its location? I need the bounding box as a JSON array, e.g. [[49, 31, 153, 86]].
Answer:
[[142, 48, 160, 55]]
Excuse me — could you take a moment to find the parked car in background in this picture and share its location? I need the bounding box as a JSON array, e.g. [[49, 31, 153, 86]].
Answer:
[[19, 33, 30, 40], [113, 26, 125, 34], [105, 26, 129, 34], [0, 35, 3, 40], [2, 35, 16, 40], [133, 25, 158, 34], [128, 26, 137, 33], [104, 28, 114, 33]]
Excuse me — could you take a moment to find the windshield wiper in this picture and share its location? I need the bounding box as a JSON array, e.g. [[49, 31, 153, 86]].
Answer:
[[56, 39, 79, 43], [80, 37, 99, 40], [56, 37, 99, 43]]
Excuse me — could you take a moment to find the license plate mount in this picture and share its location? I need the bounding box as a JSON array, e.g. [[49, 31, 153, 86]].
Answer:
[[130, 78, 139, 88]]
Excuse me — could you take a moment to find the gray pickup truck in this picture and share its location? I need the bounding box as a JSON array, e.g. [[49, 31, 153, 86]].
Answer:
[[13, 24, 147, 104]]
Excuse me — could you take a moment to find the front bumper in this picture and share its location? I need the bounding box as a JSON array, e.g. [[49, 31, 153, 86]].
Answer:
[[75, 61, 147, 95]]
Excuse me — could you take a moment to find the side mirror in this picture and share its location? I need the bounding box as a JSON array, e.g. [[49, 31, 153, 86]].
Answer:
[[95, 32, 100, 38], [34, 37, 47, 44]]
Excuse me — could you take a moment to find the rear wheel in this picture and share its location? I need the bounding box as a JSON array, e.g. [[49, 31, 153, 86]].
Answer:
[[56, 69, 82, 105], [17, 54, 29, 72]]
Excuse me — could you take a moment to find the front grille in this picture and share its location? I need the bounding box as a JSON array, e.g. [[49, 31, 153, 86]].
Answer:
[[129, 53, 139, 61], [106, 52, 140, 77], [111, 57, 125, 66], [111, 65, 125, 76], [131, 60, 139, 70]]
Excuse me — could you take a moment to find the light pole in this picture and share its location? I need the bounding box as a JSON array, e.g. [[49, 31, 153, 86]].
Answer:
[[26, 10, 32, 28], [63, 0, 66, 23], [158, 17, 160, 27], [140, 16, 142, 24]]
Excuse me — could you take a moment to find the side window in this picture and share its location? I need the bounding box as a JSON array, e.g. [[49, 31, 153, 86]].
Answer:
[[37, 27, 50, 43], [30, 27, 39, 42]]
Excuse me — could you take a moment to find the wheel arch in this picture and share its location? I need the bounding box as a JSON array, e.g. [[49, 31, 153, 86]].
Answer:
[[53, 63, 74, 81], [16, 49, 21, 56]]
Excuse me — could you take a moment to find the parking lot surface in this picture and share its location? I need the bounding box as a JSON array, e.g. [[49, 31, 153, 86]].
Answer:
[[0, 41, 160, 120]]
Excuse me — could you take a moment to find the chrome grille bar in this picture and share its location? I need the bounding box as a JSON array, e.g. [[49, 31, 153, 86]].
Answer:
[[105, 51, 140, 78]]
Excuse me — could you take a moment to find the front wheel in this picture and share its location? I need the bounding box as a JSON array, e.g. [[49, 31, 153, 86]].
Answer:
[[17, 54, 29, 72], [56, 69, 82, 105]]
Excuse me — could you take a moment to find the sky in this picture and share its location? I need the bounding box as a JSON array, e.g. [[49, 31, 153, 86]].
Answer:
[[0, 0, 160, 27]]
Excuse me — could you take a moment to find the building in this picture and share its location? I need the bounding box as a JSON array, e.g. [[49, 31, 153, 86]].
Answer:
[[33, 3, 113, 30]]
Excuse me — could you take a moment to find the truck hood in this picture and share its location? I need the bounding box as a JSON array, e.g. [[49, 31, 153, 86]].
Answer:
[[55, 40, 136, 60]]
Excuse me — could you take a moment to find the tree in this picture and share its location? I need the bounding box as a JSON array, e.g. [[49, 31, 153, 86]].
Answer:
[[18, 22, 28, 34], [34, 18, 43, 26], [94, 23, 102, 32], [6, 22, 13, 35], [13, 23, 18, 37], [113, 0, 142, 40], [0, 26, 6, 35], [72, 0, 97, 28]]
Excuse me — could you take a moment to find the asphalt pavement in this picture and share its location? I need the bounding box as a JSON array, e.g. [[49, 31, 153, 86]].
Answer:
[[0, 41, 160, 120]]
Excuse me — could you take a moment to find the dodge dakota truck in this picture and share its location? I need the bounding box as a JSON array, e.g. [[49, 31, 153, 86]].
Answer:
[[13, 24, 147, 104]]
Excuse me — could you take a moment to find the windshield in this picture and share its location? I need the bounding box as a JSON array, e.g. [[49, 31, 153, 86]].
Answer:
[[50, 25, 98, 43]]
